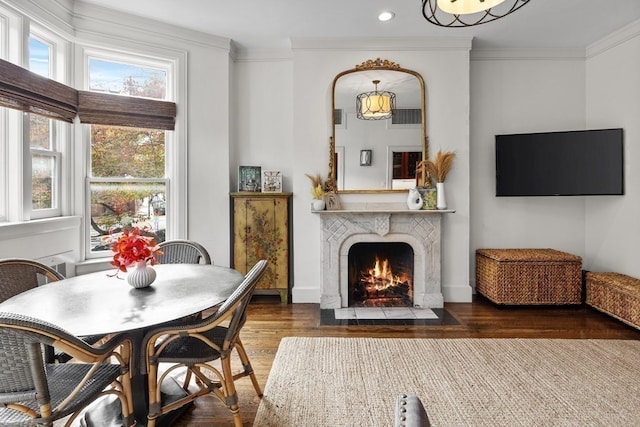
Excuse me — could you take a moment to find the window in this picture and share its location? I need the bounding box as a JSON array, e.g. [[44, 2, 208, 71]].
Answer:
[[87, 55, 171, 255], [0, 14, 70, 223], [28, 36, 61, 217]]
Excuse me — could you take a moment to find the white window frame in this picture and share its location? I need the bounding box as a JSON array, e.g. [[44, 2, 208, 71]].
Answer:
[[26, 27, 71, 220], [80, 47, 178, 259]]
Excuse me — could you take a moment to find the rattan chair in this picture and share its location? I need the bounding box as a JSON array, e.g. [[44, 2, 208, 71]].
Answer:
[[156, 240, 212, 265], [0, 312, 135, 427], [0, 259, 66, 363], [0, 258, 64, 303], [0, 258, 104, 363], [143, 259, 268, 427]]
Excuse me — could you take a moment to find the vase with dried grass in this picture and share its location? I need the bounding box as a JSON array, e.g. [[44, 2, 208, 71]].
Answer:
[[423, 150, 455, 210], [305, 173, 326, 211]]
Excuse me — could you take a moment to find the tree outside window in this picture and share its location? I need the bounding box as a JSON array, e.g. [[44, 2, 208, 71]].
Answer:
[[88, 58, 169, 253]]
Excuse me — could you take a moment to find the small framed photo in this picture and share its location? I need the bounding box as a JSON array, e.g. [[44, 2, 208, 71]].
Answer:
[[360, 149, 372, 166], [325, 192, 342, 210], [262, 170, 282, 193], [238, 166, 261, 192]]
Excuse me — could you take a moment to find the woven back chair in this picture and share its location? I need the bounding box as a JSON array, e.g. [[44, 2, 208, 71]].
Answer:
[[0, 312, 135, 427], [0, 258, 104, 363], [156, 240, 212, 265], [143, 259, 268, 427], [0, 258, 64, 303]]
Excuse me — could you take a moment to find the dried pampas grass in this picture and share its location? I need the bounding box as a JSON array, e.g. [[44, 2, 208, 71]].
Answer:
[[305, 173, 324, 189], [424, 150, 455, 183]]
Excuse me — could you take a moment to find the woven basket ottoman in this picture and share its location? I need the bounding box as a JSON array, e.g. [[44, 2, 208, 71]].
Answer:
[[586, 272, 640, 330], [476, 248, 582, 305]]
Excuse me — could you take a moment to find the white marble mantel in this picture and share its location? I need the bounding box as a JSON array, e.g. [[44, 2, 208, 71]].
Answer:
[[314, 207, 454, 309]]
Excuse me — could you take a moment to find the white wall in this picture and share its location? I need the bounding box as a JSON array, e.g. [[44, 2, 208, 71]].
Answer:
[[230, 55, 294, 193], [469, 51, 588, 287], [585, 22, 640, 276], [288, 39, 473, 303]]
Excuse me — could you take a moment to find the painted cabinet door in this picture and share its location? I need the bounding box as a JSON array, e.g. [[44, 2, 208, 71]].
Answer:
[[232, 194, 290, 303]]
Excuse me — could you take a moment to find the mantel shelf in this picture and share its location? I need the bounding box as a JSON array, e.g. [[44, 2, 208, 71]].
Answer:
[[312, 209, 455, 214]]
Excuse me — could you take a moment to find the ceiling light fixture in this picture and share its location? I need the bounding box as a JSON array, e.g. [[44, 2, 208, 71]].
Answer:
[[422, 0, 529, 27], [378, 11, 395, 22], [356, 80, 396, 120]]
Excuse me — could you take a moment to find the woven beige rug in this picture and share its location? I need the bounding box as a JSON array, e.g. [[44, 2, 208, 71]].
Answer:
[[254, 337, 640, 426]]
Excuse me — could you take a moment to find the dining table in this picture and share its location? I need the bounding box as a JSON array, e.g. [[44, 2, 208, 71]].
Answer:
[[0, 263, 245, 425]]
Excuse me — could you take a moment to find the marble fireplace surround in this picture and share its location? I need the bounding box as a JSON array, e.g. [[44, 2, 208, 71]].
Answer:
[[316, 206, 453, 309]]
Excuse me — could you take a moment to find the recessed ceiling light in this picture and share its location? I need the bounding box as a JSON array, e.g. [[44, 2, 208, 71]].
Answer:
[[378, 11, 395, 22]]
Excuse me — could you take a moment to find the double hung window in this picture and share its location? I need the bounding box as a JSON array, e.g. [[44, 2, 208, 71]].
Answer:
[[87, 56, 171, 255]]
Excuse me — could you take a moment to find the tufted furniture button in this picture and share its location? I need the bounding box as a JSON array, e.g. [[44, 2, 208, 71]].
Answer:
[[394, 393, 430, 427]]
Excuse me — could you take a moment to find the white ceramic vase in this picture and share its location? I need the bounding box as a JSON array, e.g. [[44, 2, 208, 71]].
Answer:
[[406, 188, 423, 210], [311, 198, 326, 211], [436, 182, 447, 210], [127, 260, 156, 289]]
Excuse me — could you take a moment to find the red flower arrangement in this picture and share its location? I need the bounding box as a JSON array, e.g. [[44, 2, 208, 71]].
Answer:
[[109, 226, 162, 273]]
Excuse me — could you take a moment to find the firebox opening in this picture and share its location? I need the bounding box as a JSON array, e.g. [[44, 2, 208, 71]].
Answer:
[[348, 242, 414, 307]]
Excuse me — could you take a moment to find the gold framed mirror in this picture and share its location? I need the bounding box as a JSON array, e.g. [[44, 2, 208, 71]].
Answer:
[[327, 58, 428, 193]]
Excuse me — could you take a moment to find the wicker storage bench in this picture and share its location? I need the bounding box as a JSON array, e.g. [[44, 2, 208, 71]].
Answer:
[[476, 248, 582, 305], [586, 272, 640, 330]]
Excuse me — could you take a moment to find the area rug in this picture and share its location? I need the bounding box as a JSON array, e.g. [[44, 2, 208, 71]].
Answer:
[[254, 337, 640, 426]]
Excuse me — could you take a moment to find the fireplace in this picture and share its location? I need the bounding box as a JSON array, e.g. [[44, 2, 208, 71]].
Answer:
[[317, 208, 445, 309], [348, 242, 414, 307]]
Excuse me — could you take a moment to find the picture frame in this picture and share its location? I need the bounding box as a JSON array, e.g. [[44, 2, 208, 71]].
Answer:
[[360, 149, 372, 166], [325, 192, 342, 211], [262, 170, 282, 193], [238, 166, 261, 192]]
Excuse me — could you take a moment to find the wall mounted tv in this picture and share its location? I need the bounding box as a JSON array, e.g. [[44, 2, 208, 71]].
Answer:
[[495, 128, 624, 196]]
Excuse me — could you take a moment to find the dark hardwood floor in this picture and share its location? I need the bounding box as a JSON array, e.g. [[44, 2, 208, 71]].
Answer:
[[173, 295, 640, 426]]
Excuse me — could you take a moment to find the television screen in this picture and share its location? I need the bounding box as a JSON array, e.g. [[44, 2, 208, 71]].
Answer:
[[495, 128, 624, 196]]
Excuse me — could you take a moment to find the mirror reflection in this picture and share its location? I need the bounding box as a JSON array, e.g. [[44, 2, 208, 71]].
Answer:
[[329, 59, 427, 193]]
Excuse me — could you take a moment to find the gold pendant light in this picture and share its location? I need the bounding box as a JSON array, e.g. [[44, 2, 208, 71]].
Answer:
[[356, 80, 396, 120]]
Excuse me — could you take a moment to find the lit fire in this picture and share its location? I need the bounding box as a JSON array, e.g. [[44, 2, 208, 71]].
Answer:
[[361, 257, 410, 291]]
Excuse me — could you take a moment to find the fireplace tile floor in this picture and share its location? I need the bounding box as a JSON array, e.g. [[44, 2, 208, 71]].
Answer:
[[320, 307, 459, 326]]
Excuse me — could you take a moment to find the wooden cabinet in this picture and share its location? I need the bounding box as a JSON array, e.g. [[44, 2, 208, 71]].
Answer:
[[230, 192, 292, 303]]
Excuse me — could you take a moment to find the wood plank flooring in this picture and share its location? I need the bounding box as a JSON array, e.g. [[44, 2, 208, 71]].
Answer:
[[173, 295, 640, 426]]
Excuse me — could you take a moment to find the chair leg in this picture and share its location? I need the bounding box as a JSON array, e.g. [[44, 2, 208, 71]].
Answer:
[[147, 362, 161, 427], [220, 355, 243, 427], [235, 339, 263, 397]]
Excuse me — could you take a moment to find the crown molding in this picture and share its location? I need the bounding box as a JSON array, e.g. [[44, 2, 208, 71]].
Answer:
[[587, 18, 640, 59], [231, 46, 293, 63], [291, 37, 472, 51], [1, 0, 75, 39], [71, 1, 230, 51], [471, 48, 585, 61]]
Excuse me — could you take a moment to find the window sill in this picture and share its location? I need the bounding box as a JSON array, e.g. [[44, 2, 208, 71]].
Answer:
[[0, 216, 81, 241]]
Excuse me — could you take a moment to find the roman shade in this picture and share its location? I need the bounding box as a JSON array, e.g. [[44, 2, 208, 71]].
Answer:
[[0, 58, 78, 123], [0, 58, 176, 130], [78, 91, 176, 130]]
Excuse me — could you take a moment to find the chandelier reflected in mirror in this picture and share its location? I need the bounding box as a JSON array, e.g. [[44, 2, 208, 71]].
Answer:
[[422, 0, 529, 27], [356, 80, 396, 120]]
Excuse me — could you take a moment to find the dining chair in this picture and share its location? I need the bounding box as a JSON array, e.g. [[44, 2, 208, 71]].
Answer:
[[0, 312, 135, 427], [0, 258, 64, 303], [156, 239, 212, 265], [0, 258, 105, 363], [0, 258, 66, 363], [143, 259, 268, 427]]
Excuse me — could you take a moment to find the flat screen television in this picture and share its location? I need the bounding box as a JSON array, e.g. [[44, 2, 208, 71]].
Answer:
[[495, 128, 624, 196]]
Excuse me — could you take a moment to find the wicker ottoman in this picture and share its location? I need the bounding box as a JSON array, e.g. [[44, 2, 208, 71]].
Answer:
[[476, 248, 582, 305], [586, 272, 640, 330]]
